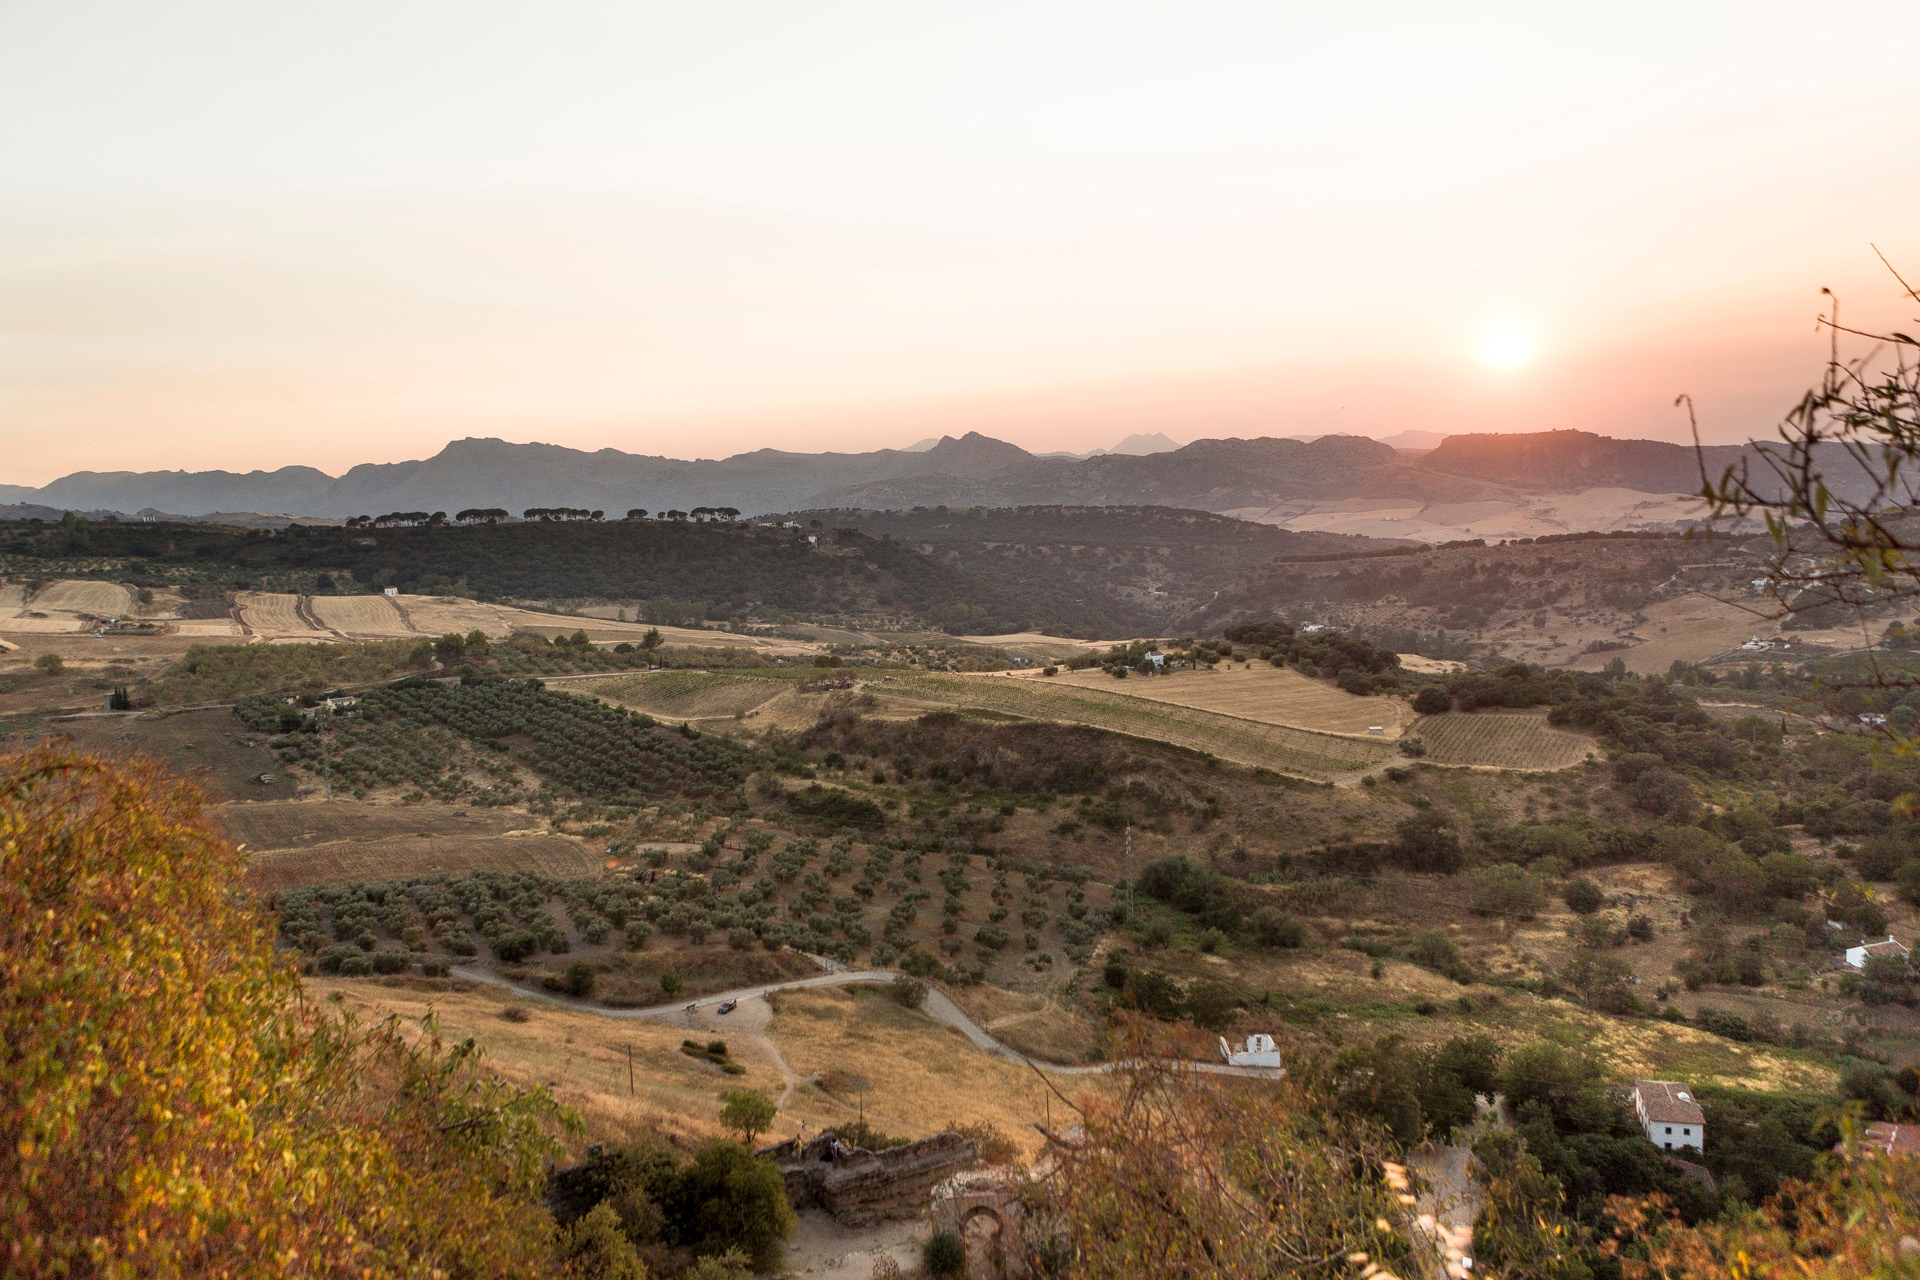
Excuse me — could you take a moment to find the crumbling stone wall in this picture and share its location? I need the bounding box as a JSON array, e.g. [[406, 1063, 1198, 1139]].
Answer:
[[766, 1132, 979, 1226]]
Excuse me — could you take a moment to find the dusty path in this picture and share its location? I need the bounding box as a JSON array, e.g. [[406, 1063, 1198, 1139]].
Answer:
[[449, 964, 1286, 1083]]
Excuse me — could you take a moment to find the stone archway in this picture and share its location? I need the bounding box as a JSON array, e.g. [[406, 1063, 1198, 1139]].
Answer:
[[961, 1205, 1006, 1280]]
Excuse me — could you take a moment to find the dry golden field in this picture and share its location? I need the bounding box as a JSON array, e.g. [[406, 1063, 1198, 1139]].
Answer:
[[236, 591, 312, 635], [309, 593, 414, 635], [31, 579, 133, 616], [1569, 594, 1775, 674], [245, 833, 604, 893], [871, 671, 1396, 780], [1052, 664, 1415, 738], [0, 583, 24, 617], [219, 799, 531, 849], [395, 596, 524, 637], [1410, 709, 1597, 770]]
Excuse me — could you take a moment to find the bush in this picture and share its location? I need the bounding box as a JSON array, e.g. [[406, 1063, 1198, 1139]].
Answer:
[[1250, 906, 1306, 949], [1469, 864, 1547, 919], [666, 1140, 797, 1273], [1411, 686, 1451, 715], [545, 960, 596, 998], [720, 1089, 777, 1145], [922, 1230, 966, 1278], [1563, 878, 1605, 914], [888, 974, 928, 1008]]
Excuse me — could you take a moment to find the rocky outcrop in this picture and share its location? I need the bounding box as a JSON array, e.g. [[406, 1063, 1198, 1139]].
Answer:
[[764, 1133, 979, 1227]]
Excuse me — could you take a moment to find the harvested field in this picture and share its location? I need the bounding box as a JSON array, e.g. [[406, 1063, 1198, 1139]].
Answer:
[[1052, 665, 1414, 738], [172, 620, 242, 636], [308, 594, 412, 635], [871, 671, 1394, 779], [31, 579, 133, 617], [237, 592, 316, 635], [245, 833, 602, 893], [588, 670, 792, 720], [217, 799, 528, 850], [0, 616, 86, 633], [1410, 709, 1596, 771], [394, 595, 519, 637], [0, 584, 25, 618]]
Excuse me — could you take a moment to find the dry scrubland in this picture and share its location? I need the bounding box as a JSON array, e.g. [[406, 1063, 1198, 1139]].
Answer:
[[1411, 709, 1598, 771], [246, 834, 605, 894], [1568, 594, 1777, 674]]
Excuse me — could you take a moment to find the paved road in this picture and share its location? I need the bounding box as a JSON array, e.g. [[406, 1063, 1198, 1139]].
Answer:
[[449, 963, 1286, 1081]]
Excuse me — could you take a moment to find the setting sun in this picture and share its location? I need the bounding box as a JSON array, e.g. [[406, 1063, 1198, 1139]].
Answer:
[[1478, 324, 1537, 370]]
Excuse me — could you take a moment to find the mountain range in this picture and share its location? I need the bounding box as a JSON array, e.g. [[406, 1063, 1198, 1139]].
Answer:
[[0, 429, 1859, 523]]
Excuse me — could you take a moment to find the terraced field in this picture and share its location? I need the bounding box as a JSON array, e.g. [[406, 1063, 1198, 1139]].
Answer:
[[1052, 665, 1415, 737], [587, 670, 793, 720], [1410, 709, 1597, 771], [871, 671, 1396, 779]]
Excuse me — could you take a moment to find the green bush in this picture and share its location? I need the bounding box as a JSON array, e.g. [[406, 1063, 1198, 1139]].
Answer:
[[922, 1230, 966, 1278], [666, 1140, 796, 1273], [1563, 878, 1605, 914], [1250, 906, 1305, 949]]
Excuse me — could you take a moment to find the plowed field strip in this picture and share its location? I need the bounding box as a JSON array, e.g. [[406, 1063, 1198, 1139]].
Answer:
[[1412, 710, 1596, 771]]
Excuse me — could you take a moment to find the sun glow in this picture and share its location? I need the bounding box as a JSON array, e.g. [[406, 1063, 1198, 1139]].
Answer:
[[1478, 324, 1536, 370]]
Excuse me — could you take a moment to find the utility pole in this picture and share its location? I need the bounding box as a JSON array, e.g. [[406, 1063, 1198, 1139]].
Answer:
[[1124, 824, 1134, 923], [627, 1043, 634, 1096]]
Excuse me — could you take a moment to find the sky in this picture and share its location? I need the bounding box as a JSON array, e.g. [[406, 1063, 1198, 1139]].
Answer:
[[3, 2, 1920, 484]]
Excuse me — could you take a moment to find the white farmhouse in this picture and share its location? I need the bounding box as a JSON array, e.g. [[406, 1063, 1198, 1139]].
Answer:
[[1218, 1034, 1281, 1069], [1633, 1080, 1704, 1152], [1844, 936, 1910, 970]]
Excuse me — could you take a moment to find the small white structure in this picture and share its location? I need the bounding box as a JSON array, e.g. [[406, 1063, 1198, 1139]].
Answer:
[[1367, 725, 1385, 735], [1633, 1080, 1704, 1152], [383, 586, 399, 597], [1218, 1034, 1282, 1069], [1144, 652, 1166, 670], [1844, 936, 1910, 970]]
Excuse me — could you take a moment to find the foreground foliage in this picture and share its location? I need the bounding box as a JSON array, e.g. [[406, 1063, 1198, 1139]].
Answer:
[[0, 748, 574, 1278]]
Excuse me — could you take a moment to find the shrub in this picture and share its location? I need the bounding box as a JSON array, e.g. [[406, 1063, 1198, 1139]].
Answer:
[[32, 652, 65, 675], [624, 919, 653, 949], [888, 974, 928, 1008], [666, 1140, 796, 1272], [0, 748, 568, 1276], [493, 930, 539, 963], [1469, 864, 1547, 919], [1563, 878, 1605, 914], [1412, 686, 1451, 715], [1250, 907, 1305, 949], [371, 949, 411, 974], [922, 1230, 966, 1278], [659, 971, 685, 996], [419, 953, 452, 977], [546, 960, 595, 998], [720, 1089, 777, 1145]]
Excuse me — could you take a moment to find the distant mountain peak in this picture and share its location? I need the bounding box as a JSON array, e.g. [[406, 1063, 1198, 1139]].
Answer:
[[1106, 432, 1182, 456]]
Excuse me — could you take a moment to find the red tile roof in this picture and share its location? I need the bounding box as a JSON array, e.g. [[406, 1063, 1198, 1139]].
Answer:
[[1634, 1080, 1704, 1126]]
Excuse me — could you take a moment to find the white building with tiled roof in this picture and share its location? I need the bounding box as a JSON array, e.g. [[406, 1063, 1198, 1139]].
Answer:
[[1843, 936, 1909, 970], [1633, 1080, 1704, 1152]]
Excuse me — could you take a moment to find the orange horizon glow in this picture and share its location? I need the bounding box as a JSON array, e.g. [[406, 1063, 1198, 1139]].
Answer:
[[2, 3, 1919, 485]]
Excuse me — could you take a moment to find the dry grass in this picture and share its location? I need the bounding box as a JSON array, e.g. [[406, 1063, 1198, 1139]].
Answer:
[[392, 596, 520, 637], [940, 983, 1104, 1064], [1411, 710, 1597, 771], [769, 986, 1080, 1158], [245, 834, 603, 893], [588, 671, 792, 721], [0, 616, 86, 633], [218, 799, 529, 849], [871, 672, 1395, 780], [1052, 665, 1416, 738], [309, 595, 413, 635], [307, 976, 784, 1152], [0, 583, 24, 618], [1569, 595, 1774, 674], [31, 579, 133, 616]]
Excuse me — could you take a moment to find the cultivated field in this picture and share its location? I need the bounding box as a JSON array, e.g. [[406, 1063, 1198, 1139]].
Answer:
[[1410, 709, 1597, 770], [395, 596, 521, 637], [870, 671, 1395, 779], [309, 594, 414, 635], [587, 670, 793, 721], [237, 592, 311, 635], [245, 833, 604, 893], [0, 616, 85, 633], [31, 579, 133, 616], [1051, 665, 1415, 738]]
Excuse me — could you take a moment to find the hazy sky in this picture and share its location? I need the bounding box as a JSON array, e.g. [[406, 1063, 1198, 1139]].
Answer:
[[4, 1, 1920, 483]]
